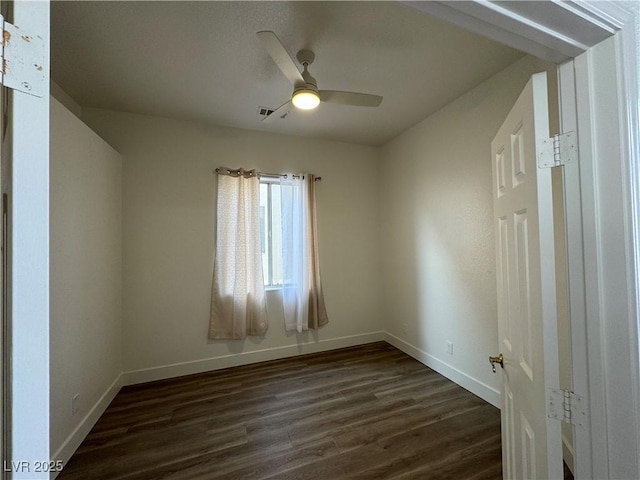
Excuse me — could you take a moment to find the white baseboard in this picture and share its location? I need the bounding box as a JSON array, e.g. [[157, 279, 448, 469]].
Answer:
[[50, 373, 124, 479], [122, 331, 387, 386], [384, 332, 501, 408]]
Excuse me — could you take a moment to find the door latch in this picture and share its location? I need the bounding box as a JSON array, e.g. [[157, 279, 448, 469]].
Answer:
[[489, 353, 504, 373]]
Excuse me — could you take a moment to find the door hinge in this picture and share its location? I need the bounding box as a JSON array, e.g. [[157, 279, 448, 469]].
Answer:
[[537, 132, 577, 168], [0, 14, 45, 97], [547, 388, 588, 428]]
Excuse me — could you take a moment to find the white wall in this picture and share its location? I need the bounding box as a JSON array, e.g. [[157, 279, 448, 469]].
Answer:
[[81, 109, 383, 381], [50, 98, 123, 463], [378, 55, 560, 406]]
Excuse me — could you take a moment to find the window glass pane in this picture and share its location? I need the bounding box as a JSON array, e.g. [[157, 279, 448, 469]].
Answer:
[[259, 183, 269, 285], [259, 180, 287, 287], [271, 184, 283, 285]]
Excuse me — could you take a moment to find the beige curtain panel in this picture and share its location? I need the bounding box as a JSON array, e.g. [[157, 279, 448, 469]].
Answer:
[[209, 168, 267, 339], [280, 173, 328, 332], [304, 173, 329, 330]]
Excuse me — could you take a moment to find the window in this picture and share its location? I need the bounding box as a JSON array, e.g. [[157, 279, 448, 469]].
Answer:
[[259, 178, 283, 287], [211, 168, 327, 336]]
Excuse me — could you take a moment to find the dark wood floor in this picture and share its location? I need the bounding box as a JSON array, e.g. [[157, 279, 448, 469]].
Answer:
[[59, 342, 503, 479], [564, 462, 574, 480]]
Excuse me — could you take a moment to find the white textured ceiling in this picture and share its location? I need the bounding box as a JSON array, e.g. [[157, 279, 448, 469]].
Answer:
[[51, 1, 525, 146]]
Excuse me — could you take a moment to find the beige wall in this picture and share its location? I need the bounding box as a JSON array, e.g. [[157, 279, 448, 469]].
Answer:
[[50, 98, 123, 457], [378, 55, 562, 404], [52, 53, 575, 465], [77, 54, 569, 401], [81, 109, 383, 377]]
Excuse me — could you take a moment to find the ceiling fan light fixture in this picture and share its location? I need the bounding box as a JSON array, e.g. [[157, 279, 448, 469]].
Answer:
[[292, 89, 320, 110]]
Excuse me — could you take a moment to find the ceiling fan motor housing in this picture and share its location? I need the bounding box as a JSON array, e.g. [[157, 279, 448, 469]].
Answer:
[[292, 60, 320, 110], [292, 75, 319, 109]]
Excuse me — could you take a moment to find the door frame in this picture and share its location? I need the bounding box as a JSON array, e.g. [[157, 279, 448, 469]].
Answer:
[[406, 1, 640, 477], [6, 1, 51, 478]]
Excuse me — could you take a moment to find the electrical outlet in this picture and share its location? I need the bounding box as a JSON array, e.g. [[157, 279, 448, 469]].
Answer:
[[446, 341, 454, 355], [402, 323, 408, 335], [72, 393, 80, 415]]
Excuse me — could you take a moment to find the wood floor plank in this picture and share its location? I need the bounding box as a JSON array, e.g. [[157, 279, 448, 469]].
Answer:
[[332, 392, 488, 453], [260, 443, 394, 480], [58, 342, 502, 479]]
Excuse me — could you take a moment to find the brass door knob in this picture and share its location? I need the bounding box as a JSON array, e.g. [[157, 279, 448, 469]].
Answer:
[[489, 353, 504, 373]]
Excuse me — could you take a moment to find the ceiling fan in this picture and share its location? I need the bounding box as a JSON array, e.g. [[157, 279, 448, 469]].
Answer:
[[257, 31, 383, 122]]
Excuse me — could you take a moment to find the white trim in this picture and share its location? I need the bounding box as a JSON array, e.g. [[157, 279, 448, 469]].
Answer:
[[122, 332, 385, 385], [573, 30, 640, 478], [384, 332, 500, 409], [612, 8, 640, 470], [557, 56, 599, 480], [575, 1, 633, 30], [403, 1, 614, 64], [11, 2, 50, 478], [49, 374, 123, 480], [609, 2, 640, 471]]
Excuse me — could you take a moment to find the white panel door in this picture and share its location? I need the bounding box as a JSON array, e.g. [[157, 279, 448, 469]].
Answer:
[[491, 72, 562, 480]]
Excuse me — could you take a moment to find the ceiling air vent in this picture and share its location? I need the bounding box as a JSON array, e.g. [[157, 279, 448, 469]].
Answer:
[[257, 106, 275, 117]]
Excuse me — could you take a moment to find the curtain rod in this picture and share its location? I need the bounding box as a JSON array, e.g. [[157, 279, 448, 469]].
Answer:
[[214, 167, 321, 181]]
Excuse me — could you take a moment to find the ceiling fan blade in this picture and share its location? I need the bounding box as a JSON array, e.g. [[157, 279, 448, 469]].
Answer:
[[257, 31, 304, 85], [319, 90, 383, 107], [262, 100, 292, 123]]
